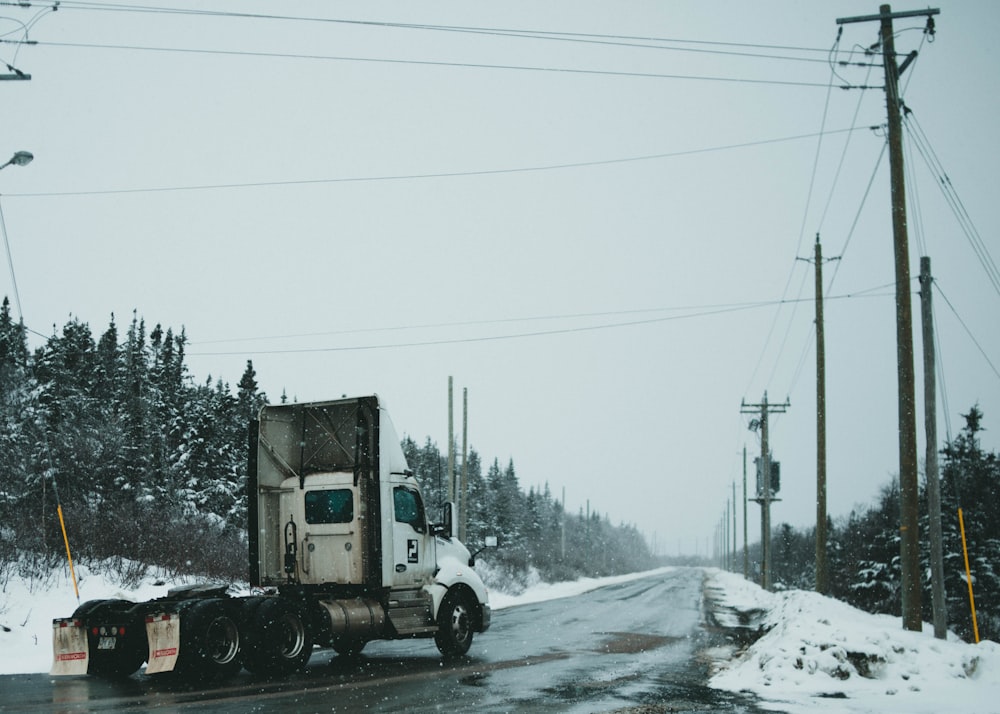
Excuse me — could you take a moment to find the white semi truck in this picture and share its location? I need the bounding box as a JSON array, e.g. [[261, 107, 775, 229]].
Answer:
[[51, 396, 494, 680]]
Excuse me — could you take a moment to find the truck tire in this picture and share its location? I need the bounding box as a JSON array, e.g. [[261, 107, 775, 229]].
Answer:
[[434, 590, 474, 657], [173, 599, 242, 682], [243, 597, 313, 676], [72, 599, 145, 679], [332, 637, 366, 657]]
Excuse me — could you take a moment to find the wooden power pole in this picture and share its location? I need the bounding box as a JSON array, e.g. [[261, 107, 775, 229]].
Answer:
[[743, 446, 749, 579], [447, 376, 455, 503], [742, 392, 789, 590], [460, 387, 469, 541], [837, 3, 939, 632], [920, 257, 947, 639], [799, 235, 838, 594], [732, 480, 737, 575]]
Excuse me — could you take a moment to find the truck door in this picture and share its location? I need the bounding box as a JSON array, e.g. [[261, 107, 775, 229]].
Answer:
[[299, 485, 364, 585], [391, 485, 435, 588]]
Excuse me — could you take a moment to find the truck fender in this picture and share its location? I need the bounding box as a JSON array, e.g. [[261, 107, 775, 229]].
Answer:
[[429, 554, 490, 625], [50, 618, 89, 676], [144, 613, 180, 675]]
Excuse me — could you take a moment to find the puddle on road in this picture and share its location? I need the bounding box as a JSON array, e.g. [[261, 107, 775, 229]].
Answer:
[[543, 672, 643, 701], [541, 671, 765, 713], [594, 632, 681, 655], [459, 672, 490, 688]]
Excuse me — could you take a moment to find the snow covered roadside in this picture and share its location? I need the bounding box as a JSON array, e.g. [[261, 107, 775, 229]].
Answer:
[[486, 564, 677, 611], [4, 562, 998, 714], [705, 568, 1000, 714], [0, 562, 216, 675]]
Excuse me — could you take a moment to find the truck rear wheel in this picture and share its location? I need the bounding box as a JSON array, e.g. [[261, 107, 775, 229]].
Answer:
[[72, 599, 145, 679], [174, 600, 242, 682], [243, 598, 313, 676], [434, 590, 474, 657]]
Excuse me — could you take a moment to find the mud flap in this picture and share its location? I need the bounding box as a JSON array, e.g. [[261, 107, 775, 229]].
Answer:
[[144, 613, 180, 674], [50, 619, 89, 676]]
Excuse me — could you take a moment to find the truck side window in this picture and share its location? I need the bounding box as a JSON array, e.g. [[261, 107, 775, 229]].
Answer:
[[393, 487, 426, 533], [305, 489, 354, 524]]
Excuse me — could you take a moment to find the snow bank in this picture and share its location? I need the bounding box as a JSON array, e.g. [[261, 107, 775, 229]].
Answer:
[[706, 569, 1000, 714], [0, 562, 208, 675]]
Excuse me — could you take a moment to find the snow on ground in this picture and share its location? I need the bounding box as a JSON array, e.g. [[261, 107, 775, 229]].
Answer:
[[1, 562, 997, 714], [0, 561, 208, 676], [705, 568, 1000, 714]]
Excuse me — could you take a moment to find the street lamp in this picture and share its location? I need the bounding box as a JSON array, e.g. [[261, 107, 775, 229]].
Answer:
[[0, 151, 33, 170]]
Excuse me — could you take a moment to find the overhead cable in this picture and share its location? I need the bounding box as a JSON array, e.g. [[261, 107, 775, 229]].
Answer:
[[22, 1, 850, 60], [7, 37, 853, 89], [185, 288, 895, 356], [933, 281, 1000, 383], [903, 110, 1000, 299], [6, 126, 870, 198]]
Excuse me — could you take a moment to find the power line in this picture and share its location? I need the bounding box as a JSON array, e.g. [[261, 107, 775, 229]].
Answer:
[[16, 1, 849, 61], [765, 29, 905, 399], [0, 197, 23, 320], [747, 31, 842, 396], [5, 126, 871, 198], [185, 288, 895, 357], [826, 140, 887, 287], [761, 32, 842, 391], [933, 281, 1000, 383], [194, 302, 771, 346], [817, 47, 876, 230], [7, 37, 852, 89], [903, 109, 1000, 299]]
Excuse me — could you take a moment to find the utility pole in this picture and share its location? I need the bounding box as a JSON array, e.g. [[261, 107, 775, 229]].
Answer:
[[837, 3, 938, 632], [460, 387, 469, 541], [447, 376, 455, 503], [920, 257, 947, 639], [724, 498, 736, 570], [561, 486, 566, 560], [798, 235, 838, 594], [732, 480, 737, 575], [741, 392, 789, 590], [743, 446, 749, 579]]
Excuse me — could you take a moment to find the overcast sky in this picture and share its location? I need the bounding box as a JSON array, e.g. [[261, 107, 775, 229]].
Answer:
[[2, 1, 997, 557]]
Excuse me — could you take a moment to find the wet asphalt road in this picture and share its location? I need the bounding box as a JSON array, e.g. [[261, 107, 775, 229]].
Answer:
[[0, 568, 767, 713]]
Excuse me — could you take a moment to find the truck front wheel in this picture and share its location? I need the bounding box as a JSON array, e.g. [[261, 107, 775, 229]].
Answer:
[[434, 590, 474, 657], [243, 598, 313, 676]]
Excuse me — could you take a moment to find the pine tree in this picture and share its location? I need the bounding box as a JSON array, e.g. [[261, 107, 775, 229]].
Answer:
[[939, 407, 1000, 642], [119, 313, 150, 499], [237, 360, 267, 425], [0, 297, 32, 555]]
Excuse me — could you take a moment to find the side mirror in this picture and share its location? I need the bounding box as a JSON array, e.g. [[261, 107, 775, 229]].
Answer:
[[469, 535, 499, 566], [431, 502, 455, 539]]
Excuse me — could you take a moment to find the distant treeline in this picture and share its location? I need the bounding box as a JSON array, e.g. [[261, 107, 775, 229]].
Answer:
[[749, 406, 999, 643], [0, 302, 654, 590]]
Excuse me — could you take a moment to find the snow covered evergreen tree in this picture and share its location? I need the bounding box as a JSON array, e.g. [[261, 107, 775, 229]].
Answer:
[[939, 406, 1000, 642]]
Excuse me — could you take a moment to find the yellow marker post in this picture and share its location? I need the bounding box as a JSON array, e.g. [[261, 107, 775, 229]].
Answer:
[[57, 503, 79, 602], [958, 508, 980, 644]]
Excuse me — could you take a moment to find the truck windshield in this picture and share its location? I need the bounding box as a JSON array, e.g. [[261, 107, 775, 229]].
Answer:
[[304, 489, 354, 524]]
